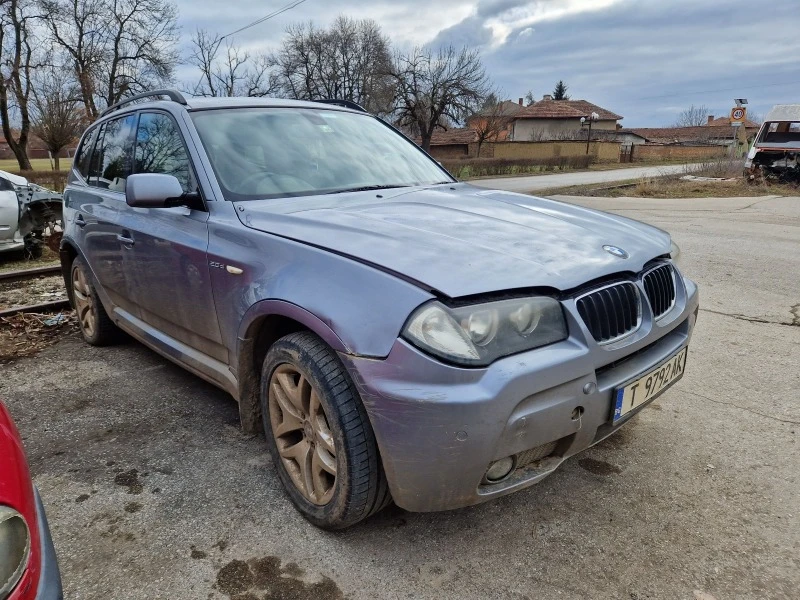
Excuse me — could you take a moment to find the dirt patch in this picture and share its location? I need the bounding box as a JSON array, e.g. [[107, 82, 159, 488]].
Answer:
[[114, 469, 144, 495], [124, 502, 142, 513], [0, 311, 77, 363], [578, 458, 622, 476], [216, 556, 342, 599], [0, 275, 66, 310]]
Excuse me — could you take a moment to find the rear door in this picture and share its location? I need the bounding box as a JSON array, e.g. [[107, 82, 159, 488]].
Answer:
[[65, 114, 141, 317], [118, 111, 225, 360]]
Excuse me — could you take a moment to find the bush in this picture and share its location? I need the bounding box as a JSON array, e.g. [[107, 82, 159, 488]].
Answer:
[[441, 155, 593, 179], [16, 170, 68, 193], [684, 157, 744, 179]]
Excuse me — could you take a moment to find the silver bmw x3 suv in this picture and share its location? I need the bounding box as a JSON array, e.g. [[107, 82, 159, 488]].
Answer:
[[60, 90, 699, 529]]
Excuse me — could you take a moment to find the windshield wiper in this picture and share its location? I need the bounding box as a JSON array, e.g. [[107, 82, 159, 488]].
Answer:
[[325, 184, 410, 195]]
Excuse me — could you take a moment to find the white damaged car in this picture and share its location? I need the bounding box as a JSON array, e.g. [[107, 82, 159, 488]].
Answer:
[[0, 170, 63, 258]]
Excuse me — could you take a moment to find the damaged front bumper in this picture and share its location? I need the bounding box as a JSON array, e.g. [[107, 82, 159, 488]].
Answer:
[[341, 275, 699, 513]]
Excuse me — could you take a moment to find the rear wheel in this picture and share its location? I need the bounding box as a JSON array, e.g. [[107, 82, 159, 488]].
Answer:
[[260, 332, 390, 529], [70, 256, 119, 346]]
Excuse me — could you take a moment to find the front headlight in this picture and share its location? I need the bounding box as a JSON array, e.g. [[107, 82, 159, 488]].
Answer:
[[402, 297, 568, 366], [0, 506, 31, 600], [669, 240, 681, 264]]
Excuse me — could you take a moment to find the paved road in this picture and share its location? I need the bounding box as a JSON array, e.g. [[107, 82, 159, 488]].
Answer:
[[2, 195, 798, 600], [471, 163, 700, 193]]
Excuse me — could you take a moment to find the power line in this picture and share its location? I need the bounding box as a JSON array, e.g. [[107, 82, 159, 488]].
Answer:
[[638, 80, 800, 101], [221, 0, 309, 39]]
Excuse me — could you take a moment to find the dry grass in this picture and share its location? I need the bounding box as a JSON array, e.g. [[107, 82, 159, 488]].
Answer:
[[0, 246, 60, 273], [0, 310, 76, 364], [0, 157, 71, 172], [539, 176, 798, 199]]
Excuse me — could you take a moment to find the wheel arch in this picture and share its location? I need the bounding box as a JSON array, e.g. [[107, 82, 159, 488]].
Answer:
[[59, 238, 80, 306], [236, 300, 349, 434]]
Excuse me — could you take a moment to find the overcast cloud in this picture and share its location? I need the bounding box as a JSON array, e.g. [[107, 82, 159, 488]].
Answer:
[[177, 0, 800, 126]]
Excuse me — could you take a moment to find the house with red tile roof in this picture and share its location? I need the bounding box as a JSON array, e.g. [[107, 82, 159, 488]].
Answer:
[[510, 95, 623, 141]]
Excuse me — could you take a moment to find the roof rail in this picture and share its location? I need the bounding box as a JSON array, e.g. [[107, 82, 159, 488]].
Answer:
[[100, 89, 188, 117], [313, 99, 367, 113]]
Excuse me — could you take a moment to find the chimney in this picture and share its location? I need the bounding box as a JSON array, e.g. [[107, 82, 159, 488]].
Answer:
[[707, 115, 714, 125], [518, 97, 523, 105], [543, 94, 553, 101]]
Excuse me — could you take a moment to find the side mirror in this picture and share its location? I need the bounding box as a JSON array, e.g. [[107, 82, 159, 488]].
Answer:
[[125, 173, 187, 208]]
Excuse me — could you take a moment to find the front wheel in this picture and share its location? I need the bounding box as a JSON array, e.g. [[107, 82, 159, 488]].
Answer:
[[260, 332, 390, 529]]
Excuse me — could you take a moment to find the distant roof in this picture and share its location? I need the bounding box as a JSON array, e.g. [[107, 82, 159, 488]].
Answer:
[[516, 99, 622, 121], [706, 115, 760, 128], [474, 100, 524, 117], [621, 126, 736, 144], [764, 104, 800, 122], [425, 128, 478, 146]]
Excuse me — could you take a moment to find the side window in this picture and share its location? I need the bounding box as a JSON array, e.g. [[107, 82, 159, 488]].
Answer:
[[89, 114, 136, 191], [134, 112, 194, 192], [75, 126, 98, 179]]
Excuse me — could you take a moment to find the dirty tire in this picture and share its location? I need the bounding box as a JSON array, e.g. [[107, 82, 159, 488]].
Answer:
[[261, 331, 390, 529], [70, 256, 120, 346]]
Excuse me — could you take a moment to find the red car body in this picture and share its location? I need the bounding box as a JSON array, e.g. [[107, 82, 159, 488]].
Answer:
[[0, 402, 63, 600]]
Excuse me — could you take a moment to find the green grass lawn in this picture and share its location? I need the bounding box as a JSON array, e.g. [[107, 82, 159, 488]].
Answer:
[[0, 158, 71, 172]]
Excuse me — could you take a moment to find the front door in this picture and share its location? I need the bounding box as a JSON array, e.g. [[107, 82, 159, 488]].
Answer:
[[118, 111, 225, 361]]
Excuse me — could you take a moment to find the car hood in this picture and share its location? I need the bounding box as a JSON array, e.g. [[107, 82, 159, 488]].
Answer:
[[234, 184, 671, 298]]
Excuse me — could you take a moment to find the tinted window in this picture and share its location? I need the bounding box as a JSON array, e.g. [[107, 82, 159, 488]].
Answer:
[[134, 112, 193, 192], [75, 126, 98, 179], [89, 114, 136, 191], [0, 176, 15, 192]]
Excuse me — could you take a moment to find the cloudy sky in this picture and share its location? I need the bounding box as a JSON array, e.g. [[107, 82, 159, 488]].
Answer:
[[178, 0, 800, 126]]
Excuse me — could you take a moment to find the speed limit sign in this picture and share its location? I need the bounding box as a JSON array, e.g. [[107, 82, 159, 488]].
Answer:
[[730, 107, 747, 125]]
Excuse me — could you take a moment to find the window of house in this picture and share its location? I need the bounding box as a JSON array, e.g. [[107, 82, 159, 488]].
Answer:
[[134, 112, 193, 192]]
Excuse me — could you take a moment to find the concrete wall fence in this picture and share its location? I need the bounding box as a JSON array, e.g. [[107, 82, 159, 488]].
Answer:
[[487, 141, 621, 163], [633, 144, 727, 162]]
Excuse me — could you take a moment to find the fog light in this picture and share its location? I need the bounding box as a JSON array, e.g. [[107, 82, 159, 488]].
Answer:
[[484, 457, 515, 483]]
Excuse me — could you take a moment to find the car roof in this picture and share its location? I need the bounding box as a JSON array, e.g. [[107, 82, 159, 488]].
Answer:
[[97, 95, 363, 123], [764, 104, 800, 123]]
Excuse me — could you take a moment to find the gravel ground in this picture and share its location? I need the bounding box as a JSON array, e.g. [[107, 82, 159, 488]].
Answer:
[[0, 275, 66, 310], [1, 195, 798, 600]]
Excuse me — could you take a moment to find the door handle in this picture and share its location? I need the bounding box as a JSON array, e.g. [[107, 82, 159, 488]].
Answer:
[[75, 214, 86, 228], [117, 231, 135, 246]]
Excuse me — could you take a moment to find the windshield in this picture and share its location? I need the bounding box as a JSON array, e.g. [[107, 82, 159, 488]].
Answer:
[[190, 107, 452, 200], [756, 121, 800, 147]]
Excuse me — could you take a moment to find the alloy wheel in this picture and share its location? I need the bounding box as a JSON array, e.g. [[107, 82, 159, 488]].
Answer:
[[72, 266, 96, 338], [268, 364, 338, 505]]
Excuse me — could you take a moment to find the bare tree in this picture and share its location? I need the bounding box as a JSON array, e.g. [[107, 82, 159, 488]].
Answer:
[[186, 29, 277, 97], [391, 45, 491, 151], [0, 0, 38, 170], [41, 0, 179, 120], [674, 104, 711, 127], [524, 89, 535, 106], [31, 66, 85, 170], [473, 94, 513, 156], [271, 16, 395, 115], [40, 0, 106, 120]]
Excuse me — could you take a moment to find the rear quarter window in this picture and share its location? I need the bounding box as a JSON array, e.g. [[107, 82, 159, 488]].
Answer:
[[74, 126, 98, 180], [88, 114, 137, 191]]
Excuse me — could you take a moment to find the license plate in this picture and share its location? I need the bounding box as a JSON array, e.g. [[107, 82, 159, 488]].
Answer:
[[612, 347, 688, 423]]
